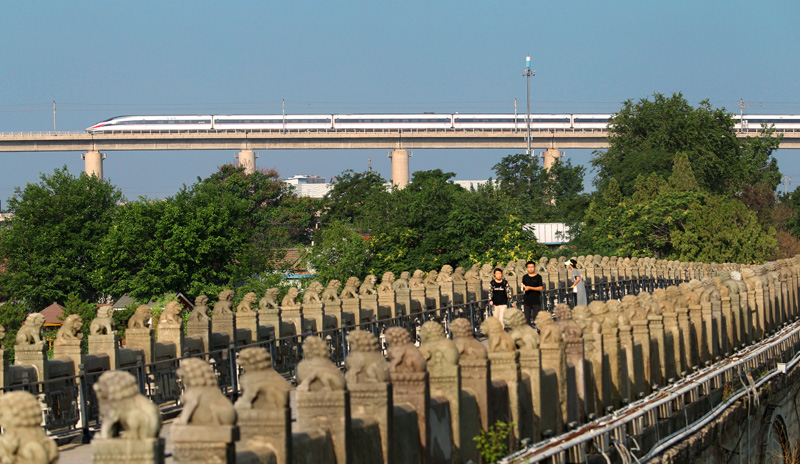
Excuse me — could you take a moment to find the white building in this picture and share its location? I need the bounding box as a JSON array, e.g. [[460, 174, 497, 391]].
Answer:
[[524, 223, 572, 245]]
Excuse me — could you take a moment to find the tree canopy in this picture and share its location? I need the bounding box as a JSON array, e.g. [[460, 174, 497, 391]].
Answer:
[[0, 167, 123, 308], [591, 92, 782, 197]]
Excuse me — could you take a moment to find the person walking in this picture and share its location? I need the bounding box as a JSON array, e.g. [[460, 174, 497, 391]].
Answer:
[[566, 258, 587, 306], [521, 260, 544, 324], [489, 268, 513, 326]]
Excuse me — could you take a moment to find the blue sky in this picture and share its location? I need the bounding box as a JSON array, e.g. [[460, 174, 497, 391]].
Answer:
[[2, 1, 799, 202]]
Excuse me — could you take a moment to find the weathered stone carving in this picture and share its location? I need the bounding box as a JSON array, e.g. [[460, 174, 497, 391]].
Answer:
[[0, 391, 58, 464], [303, 282, 324, 304], [189, 295, 210, 323], [344, 330, 389, 384], [437, 265, 454, 283], [94, 370, 162, 439], [340, 277, 361, 299], [359, 275, 378, 296], [175, 358, 236, 426], [451, 318, 487, 360], [296, 337, 345, 391], [479, 264, 494, 281], [453, 266, 466, 282], [480, 317, 515, 352], [465, 264, 481, 282], [385, 327, 426, 373], [393, 272, 410, 291], [159, 301, 183, 325], [536, 311, 562, 345], [54, 314, 83, 345], [15, 313, 45, 345], [419, 321, 459, 369], [236, 292, 258, 313], [90, 306, 115, 335], [259, 288, 281, 310], [504, 308, 540, 350], [235, 347, 291, 410], [378, 272, 395, 293], [127, 305, 152, 329], [424, 270, 439, 285], [322, 280, 342, 303], [213, 289, 235, 316], [281, 287, 300, 307], [410, 270, 426, 289]]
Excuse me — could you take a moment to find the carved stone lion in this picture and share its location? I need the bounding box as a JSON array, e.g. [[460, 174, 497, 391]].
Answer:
[[127, 305, 152, 330], [450, 318, 487, 361], [345, 330, 388, 384], [480, 264, 495, 280], [480, 317, 515, 353], [385, 327, 426, 373], [535, 311, 562, 345], [424, 270, 439, 286], [159, 301, 183, 326], [296, 337, 345, 392], [15, 313, 45, 345], [235, 347, 291, 410], [90, 306, 115, 335], [393, 272, 410, 291], [54, 314, 83, 346], [303, 282, 324, 304], [419, 321, 459, 369], [464, 264, 481, 283], [281, 287, 300, 308], [188, 295, 210, 323], [437, 265, 453, 283], [453, 267, 466, 282], [322, 281, 342, 303], [175, 358, 236, 426], [359, 275, 377, 296], [213, 289, 235, 316], [259, 288, 281, 311], [0, 391, 58, 464], [340, 277, 360, 299], [504, 308, 539, 350], [236, 292, 258, 314], [410, 270, 425, 289], [94, 370, 161, 439], [378, 272, 395, 293]]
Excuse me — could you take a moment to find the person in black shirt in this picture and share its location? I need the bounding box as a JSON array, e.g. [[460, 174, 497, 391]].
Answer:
[[489, 268, 513, 327], [521, 260, 544, 324]]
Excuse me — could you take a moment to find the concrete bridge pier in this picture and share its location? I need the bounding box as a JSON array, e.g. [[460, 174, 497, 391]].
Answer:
[[236, 149, 258, 175], [542, 148, 562, 170], [388, 148, 411, 189], [82, 151, 105, 179]]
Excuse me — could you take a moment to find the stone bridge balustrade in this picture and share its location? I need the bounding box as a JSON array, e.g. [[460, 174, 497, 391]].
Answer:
[[3, 254, 800, 464]]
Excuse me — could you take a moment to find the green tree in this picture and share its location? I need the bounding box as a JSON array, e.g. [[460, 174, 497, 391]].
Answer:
[[591, 93, 781, 197], [0, 167, 123, 308], [492, 154, 587, 223], [307, 221, 372, 283], [321, 170, 389, 232], [95, 185, 251, 300]]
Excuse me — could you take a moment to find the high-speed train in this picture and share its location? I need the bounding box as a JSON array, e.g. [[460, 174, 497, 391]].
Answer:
[[85, 113, 800, 133]]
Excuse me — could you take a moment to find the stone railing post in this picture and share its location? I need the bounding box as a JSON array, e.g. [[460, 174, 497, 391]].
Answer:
[[536, 312, 566, 436], [345, 330, 392, 463], [420, 321, 462, 462], [556, 305, 586, 425], [234, 347, 292, 464], [386, 326, 430, 462], [295, 337, 350, 464], [452, 318, 489, 463], [172, 359, 237, 464]]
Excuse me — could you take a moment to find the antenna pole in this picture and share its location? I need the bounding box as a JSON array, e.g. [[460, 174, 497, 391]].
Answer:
[[522, 56, 535, 157]]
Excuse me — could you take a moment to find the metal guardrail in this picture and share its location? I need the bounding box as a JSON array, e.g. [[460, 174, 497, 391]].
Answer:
[[501, 313, 800, 463], [2, 277, 675, 441]]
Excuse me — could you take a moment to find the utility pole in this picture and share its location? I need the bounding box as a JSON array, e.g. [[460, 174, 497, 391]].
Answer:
[[53, 101, 56, 132], [522, 56, 535, 157], [514, 98, 517, 129], [739, 99, 748, 131]]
